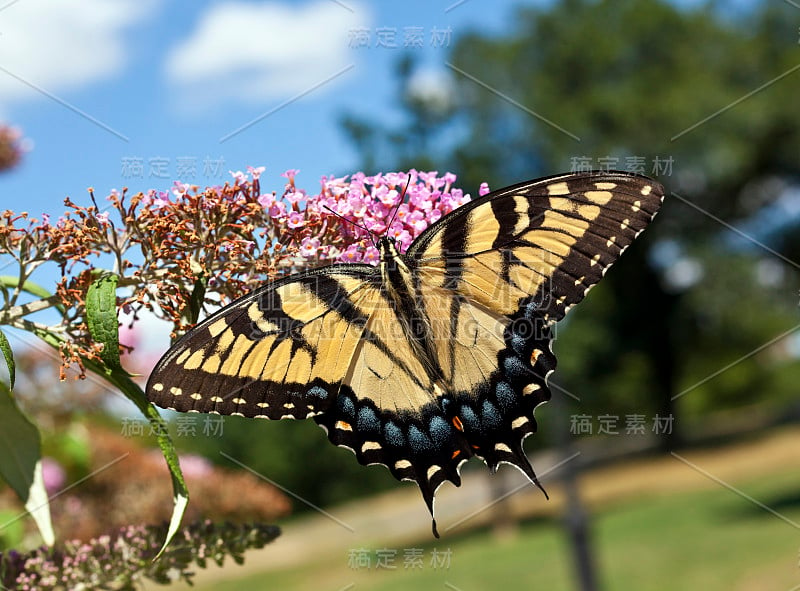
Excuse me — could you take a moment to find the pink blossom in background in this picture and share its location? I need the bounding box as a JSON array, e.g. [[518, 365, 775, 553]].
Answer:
[[366, 219, 387, 234], [172, 182, 192, 198], [229, 170, 248, 185], [118, 321, 139, 351], [285, 191, 305, 206], [141, 189, 171, 208], [177, 454, 214, 479], [42, 457, 66, 495], [378, 188, 399, 207], [299, 236, 321, 258], [341, 244, 363, 263], [281, 168, 300, 183], [268, 202, 286, 219], [362, 246, 380, 264], [350, 198, 368, 218], [258, 193, 276, 208], [408, 210, 428, 234]]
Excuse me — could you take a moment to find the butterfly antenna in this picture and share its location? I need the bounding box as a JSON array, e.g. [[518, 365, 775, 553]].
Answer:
[[385, 174, 411, 233], [323, 204, 376, 247]]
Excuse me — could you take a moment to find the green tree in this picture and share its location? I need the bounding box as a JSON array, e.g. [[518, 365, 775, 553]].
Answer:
[[341, 0, 800, 451]]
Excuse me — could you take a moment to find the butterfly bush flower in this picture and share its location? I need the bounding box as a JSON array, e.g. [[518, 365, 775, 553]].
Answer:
[[0, 521, 280, 590], [299, 236, 321, 258], [247, 165, 265, 180], [0, 168, 483, 377], [286, 211, 305, 229], [304, 169, 479, 264]]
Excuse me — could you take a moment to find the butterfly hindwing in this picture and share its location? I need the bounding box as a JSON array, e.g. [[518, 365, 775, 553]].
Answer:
[[421, 286, 555, 479], [314, 289, 473, 531]]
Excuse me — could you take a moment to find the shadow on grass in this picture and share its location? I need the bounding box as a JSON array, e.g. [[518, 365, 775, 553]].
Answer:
[[713, 480, 800, 525]]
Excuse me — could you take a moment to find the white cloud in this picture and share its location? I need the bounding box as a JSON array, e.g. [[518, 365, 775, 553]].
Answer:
[[406, 67, 455, 114], [0, 0, 156, 109], [164, 1, 368, 108]]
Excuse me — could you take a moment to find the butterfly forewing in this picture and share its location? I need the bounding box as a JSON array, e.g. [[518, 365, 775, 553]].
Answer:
[[409, 171, 664, 323], [147, 266, 380, 419]]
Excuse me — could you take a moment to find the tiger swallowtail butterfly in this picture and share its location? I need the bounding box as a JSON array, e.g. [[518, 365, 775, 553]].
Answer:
[[146, 170, 664, 536]]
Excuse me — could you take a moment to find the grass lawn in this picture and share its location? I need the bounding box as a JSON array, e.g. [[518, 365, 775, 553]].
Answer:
[[204, 464, 800, 591]]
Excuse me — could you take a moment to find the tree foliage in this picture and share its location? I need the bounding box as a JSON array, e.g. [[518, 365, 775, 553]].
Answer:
[[341, 0, 800, 451]]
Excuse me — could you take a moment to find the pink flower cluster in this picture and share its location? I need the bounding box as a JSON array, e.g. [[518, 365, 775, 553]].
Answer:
[[1, 166, 486, 375], [266, 169, 482, 265]]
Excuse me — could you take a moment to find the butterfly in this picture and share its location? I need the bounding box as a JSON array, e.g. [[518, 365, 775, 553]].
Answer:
[[146, 170, 664, 536]]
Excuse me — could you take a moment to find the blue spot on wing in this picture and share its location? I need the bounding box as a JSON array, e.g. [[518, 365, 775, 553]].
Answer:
[[510, 332, 528, 354], [428, 416, 451, 445], [460, 405, 480, 430], [525, 300, 538, 318], [357, 406, 380, 434], [307, 386, 328, 400], [482, 400, 502, 429], [408, 425, 433, 451], [495, 381, 515, 410], [384, 421, 405, 447], [503, 355, 529, 378], [338, 395, 355, 418]]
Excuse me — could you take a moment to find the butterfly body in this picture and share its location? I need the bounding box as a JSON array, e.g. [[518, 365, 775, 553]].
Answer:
[[146, 171, 664, 536], [378, 236, 455, 388]]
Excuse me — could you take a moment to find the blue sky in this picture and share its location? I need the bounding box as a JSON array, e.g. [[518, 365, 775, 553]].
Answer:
[[0, 0, 545, 363], [0, 0, 752, 217], [0, 0, 537, 218]]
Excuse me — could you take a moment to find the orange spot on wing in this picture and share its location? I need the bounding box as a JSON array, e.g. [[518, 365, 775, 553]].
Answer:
[[335, 420, 353, 431], [452, 416, 464, 431], [451, 449, 461, 459]]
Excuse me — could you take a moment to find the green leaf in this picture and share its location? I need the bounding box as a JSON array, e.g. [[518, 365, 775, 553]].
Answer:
[[22, 324, 189, 554], [0, 383, 55, 545], [0, 328, 15, 389], [187, 276, 207, 326], [123, 378, 189, 558], [84, 361, 189, 557], [0, 276, 65, 315], [85, 273, 122, 370], [0, 276, 54, 300]]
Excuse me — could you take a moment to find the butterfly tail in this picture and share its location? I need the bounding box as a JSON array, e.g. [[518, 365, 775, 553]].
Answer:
[[512, 450, 549, 500], [417, 478, 441, 538]]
